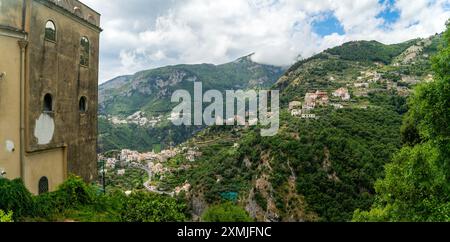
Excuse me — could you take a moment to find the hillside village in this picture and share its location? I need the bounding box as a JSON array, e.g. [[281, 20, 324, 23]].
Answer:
[[101, 111, 165, 127], [286, 35, 438, 120], [98, 146, 202, 196], [287, 69, 421, 120]]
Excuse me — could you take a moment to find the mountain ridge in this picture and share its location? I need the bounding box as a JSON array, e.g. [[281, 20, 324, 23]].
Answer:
[[99, 54, 286, 117]]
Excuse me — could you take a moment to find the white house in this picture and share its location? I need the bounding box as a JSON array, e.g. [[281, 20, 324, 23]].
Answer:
[[332, 88, 351, 101]]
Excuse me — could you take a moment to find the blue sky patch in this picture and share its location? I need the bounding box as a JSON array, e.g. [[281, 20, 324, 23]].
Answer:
[[377, 0, 401, 26], [311, 12, 345, 36], [444, 1, 450, 10]]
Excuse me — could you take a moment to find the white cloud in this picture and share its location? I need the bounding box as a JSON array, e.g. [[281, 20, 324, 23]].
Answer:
[[81, 0, 450, 84]]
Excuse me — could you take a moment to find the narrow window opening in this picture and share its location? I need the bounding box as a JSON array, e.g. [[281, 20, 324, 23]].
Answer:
[[43, 94, 53, 112], [79, 96, 87, 112]]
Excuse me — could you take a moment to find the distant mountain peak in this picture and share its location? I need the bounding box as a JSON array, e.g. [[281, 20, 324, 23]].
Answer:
[[234, 53, 256, 63]]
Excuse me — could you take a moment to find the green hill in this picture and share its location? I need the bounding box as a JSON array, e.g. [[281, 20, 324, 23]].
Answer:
[[152, 35, 443, 221]]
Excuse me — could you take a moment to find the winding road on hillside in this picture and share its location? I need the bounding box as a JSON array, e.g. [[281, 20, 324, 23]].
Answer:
[[128, 162, 174, 196]]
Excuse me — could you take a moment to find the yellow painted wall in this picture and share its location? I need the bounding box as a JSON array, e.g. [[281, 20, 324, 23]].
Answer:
[[0, 33, 21, 180], [24, 148, 66, 194], [0, 0, 24, 30]]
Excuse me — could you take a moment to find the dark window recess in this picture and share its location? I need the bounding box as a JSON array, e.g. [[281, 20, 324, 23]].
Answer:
[[44, 21, 56, 41], [80, 37, 90, 66], [43, 94, 53, 112], [38, 177, 49, 195], [79, 96, 87, 112], [44, 93, 53, 112]]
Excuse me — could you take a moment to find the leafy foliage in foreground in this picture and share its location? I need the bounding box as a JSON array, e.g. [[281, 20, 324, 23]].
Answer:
[[0, 179, 34, 220]]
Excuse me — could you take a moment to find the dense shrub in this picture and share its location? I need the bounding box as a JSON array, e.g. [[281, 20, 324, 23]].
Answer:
[[54, 175, 95, 207], [119, 192, 188, 222], [0, 175, 191, 222], [32, 175, 96, 218], [0, 178, 34, 219]]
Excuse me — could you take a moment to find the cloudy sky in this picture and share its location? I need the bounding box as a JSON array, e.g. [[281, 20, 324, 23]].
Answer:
[[81, 0, 450, 84]]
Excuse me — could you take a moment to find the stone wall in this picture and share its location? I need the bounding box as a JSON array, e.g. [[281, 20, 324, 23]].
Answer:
[[25, 0, 100, 182]]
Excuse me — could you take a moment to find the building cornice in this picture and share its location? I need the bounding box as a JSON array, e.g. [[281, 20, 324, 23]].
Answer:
[[35, 0, 102, 32], [0, 25, 27, 39]]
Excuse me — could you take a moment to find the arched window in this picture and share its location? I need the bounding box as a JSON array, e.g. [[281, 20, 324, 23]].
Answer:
[[79, 96, 87, 112], [44, 21, 56, 41], [80, 37, 90, 67], [43, 93, 53, 112], [38, 177, 49, 195]]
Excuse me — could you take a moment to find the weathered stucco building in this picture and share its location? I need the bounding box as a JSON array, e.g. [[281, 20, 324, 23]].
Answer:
[[0, 0, 101, 194]]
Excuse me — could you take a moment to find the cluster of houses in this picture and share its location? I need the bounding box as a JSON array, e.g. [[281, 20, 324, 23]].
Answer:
[[107, 111, 163, 127], [98, 146, 202, 175], [289, 87, 351, 119], [353, 70, 416, 97], [120, 148, 179, 163]]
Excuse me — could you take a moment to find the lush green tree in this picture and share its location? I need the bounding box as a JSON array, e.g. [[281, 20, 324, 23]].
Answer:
[[354, 21, 450, 222], [201, 202, 253, 222]]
